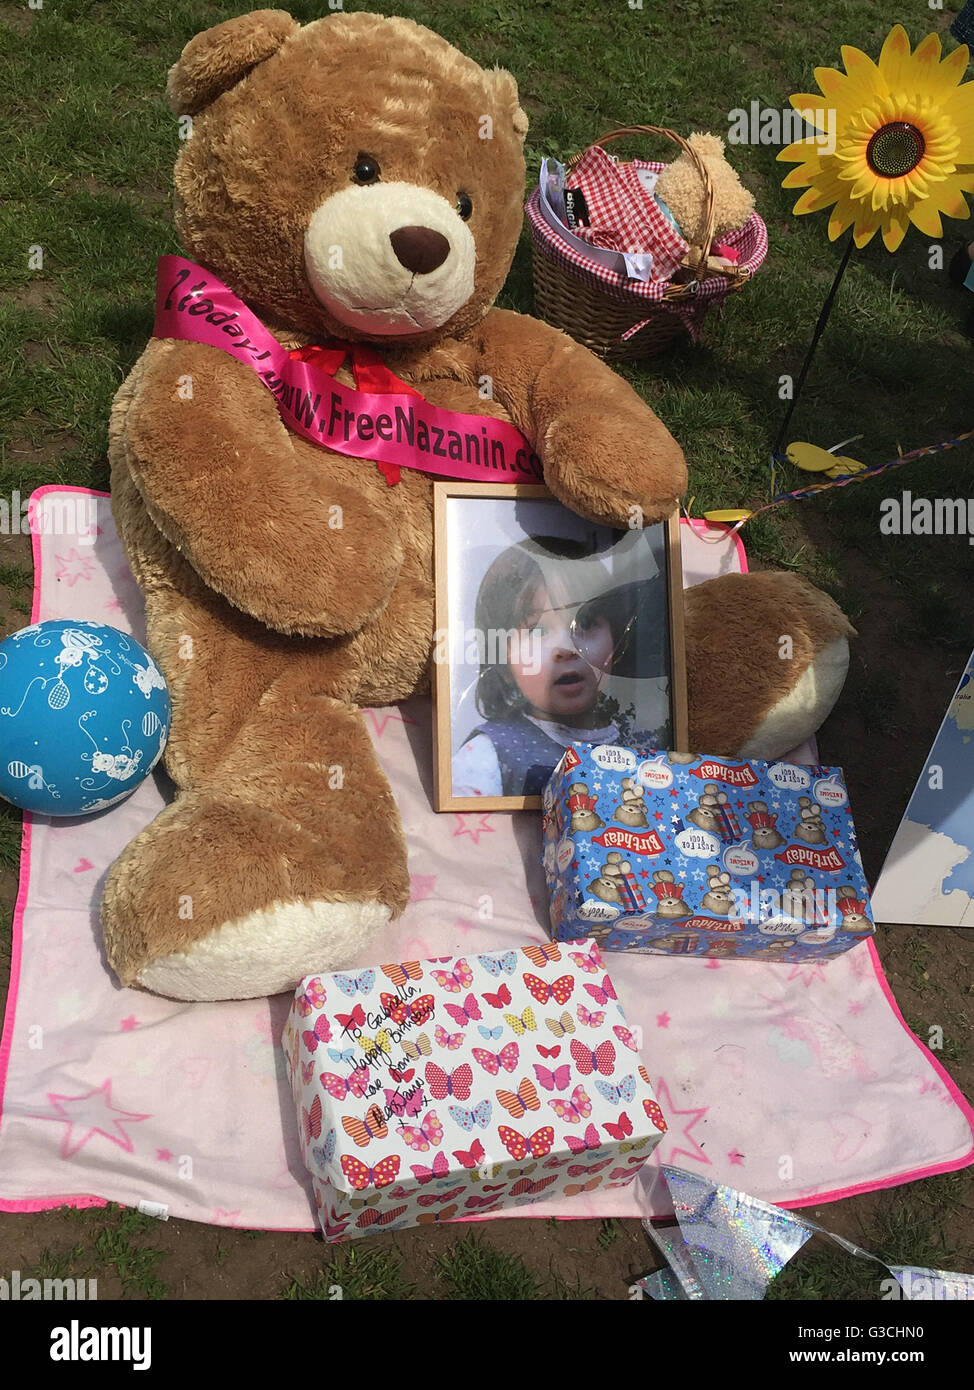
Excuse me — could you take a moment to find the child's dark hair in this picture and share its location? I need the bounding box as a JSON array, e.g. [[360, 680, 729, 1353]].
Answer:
[[473, 535, 623, 720]]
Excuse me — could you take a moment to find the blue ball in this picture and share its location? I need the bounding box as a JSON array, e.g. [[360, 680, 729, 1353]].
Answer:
[[0, 620, 171, 817]]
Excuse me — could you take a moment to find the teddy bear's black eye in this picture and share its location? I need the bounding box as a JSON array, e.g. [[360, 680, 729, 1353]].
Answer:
[[457, 192, 473, 220], [353, 155, 380, 184]]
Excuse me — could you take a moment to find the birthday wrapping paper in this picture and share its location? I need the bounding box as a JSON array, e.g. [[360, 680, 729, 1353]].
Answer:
[[543, 746, 876, 963], [283, 942, 666, 1241]]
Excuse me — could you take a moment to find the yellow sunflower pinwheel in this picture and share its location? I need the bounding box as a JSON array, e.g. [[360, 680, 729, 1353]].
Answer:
[[778, 25, 974, 251]]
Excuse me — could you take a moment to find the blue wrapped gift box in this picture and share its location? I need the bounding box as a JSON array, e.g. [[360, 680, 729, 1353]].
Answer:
[[542, 745, 876, 963]]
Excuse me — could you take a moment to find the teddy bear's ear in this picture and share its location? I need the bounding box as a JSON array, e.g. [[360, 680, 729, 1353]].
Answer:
[[167, 9, 300, 116], [488, 67, 529, 141], [687, 132, 727, 160]]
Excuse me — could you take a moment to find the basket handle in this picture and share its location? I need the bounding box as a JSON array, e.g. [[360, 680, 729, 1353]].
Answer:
[[566, 125, 719, 278]]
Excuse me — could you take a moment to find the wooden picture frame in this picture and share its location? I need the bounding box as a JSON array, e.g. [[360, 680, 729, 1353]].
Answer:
[[432, 481, 688, 812]]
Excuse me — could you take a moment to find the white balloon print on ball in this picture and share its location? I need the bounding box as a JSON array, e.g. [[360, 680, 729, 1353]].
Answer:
[[0, 620, 171, 816]]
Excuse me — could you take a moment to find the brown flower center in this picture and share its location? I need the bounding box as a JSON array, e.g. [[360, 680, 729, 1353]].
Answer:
[[866, 121, 926, 177]]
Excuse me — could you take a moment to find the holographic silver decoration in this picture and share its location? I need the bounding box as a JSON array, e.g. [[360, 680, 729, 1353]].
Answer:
[[636, 1166, 974, 1301]]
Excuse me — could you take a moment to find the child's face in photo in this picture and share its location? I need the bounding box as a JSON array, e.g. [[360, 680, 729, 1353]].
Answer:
[[507, 580, 614, 723]]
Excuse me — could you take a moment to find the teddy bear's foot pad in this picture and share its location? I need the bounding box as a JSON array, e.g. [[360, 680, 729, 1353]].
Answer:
[[102, 792, 409, 1000], [136, 897, 392, 1001]]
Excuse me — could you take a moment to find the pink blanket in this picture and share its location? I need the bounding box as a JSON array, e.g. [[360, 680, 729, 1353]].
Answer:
[[1, 488, 971, 1228]]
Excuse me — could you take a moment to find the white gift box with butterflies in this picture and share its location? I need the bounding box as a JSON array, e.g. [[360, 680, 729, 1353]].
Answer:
[[283, 941, 667, 1241]]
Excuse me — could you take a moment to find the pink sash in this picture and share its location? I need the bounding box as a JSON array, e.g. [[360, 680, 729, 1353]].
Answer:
[[153, 256, 542, 485]]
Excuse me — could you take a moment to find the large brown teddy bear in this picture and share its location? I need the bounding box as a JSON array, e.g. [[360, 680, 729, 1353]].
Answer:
[[103, 10, 852, 1001]]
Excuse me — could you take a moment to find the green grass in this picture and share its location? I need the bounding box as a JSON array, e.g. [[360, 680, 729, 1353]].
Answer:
[[434, 1231, 592, 1299], [597, 1218, 621, 1250], [20, 1205, 170, 1299], [769, 1172, 967, 1300], [282, 1245, 414, 1301], [278, 1232, 593, 1300]]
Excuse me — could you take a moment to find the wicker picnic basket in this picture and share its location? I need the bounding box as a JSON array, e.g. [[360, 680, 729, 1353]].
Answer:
[[526, 125, 767, 363]]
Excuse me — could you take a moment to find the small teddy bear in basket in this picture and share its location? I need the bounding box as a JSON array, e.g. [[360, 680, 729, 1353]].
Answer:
[[654, 132, 756, 276]]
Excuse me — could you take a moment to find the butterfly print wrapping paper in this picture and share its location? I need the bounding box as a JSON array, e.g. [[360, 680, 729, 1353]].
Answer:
[[543, 745, 876, 964], [283, 942, 666, 1241]]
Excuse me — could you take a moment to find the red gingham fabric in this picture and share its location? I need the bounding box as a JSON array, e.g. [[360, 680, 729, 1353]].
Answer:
[[526, 158, 769, 342], [566, 146, 688, 282]]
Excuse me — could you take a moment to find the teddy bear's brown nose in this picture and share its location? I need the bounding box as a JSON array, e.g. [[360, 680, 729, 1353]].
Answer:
[[390, 225, 450, 274]]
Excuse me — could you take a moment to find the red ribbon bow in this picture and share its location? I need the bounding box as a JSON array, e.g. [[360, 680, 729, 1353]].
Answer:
[[839, 898, 866, 916], [287, 341, 424, 486], [652, 881, 684, 900]]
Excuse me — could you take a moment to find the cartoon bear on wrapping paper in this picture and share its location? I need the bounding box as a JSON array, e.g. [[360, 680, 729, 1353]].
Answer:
[[589, 851, 628, 905], [613, 777, 649, 828], [567, 782, 604, 834], [701, 865, 735, 916], [745, 800, 786, 851], [793, 796, 828, 844], [687, 781, 728, 835], [102, 10, 855, 999], [651, 870, 692, 919]]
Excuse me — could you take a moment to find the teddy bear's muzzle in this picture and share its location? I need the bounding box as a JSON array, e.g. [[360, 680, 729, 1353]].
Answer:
[[304, 182, 476, 337]]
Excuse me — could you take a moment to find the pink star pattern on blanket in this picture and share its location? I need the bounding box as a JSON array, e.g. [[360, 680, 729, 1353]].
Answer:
[[363, 708, 417, 738], [31, 1079, 150, 1158], [54, 548, 97, 585], [785, 961, 829, 988], [651, 1078, 710, 1167], [452, 812, 495, 844]]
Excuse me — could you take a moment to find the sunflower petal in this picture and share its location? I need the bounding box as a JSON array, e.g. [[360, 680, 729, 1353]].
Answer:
[[789, 92, 833, 130], [881, 208, 910, 252], [812, 66, 847, 97], [908, 199, 943, 238], [912, 32, 944, 71], [852, 213, 882, 247], [781, 165, 817, 188], [777, 140, 821, 166], [877, 24, 913, 90], [841, 44, 884, 95], [850, 171, 877, 200], [936, 43, 970, 92], [939, 84, 974, 147], [793, 187, 836, 215], [936, 180, 974, 219], [827, 200, 859, 240]]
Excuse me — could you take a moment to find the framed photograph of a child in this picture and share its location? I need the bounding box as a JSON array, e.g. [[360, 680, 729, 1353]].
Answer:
[[432, 482, 688, 812]]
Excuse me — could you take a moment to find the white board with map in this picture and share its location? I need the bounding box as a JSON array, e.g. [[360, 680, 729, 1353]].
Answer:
[[871, 649, 974, 926]]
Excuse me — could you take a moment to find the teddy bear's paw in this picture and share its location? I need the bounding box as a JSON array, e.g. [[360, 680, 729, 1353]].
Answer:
[[136, 898, 393, 1002], [685, 571, 855, 759], [735, 635, 849, 759]]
